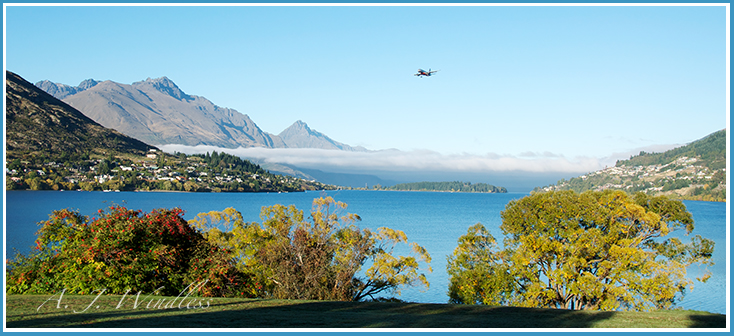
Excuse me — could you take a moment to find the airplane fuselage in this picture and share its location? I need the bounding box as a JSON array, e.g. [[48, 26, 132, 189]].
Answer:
[[415, 69, 437, 77]]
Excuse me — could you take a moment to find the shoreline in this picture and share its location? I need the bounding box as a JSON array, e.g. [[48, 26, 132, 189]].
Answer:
[[376, 189, 507, 194], [11, 188, 726, 201]]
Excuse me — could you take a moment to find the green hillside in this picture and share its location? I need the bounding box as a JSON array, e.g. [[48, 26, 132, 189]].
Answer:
[[537, 130, 727, 201], [617, 129, 726, 170]]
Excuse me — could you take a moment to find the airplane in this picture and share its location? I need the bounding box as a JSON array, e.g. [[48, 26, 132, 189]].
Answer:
[[414, 68, 439, 77]]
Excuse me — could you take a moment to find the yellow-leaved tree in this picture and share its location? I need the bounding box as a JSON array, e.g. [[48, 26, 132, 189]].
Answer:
[[190, 197, 431, 301], [447, 190, 714, 311]]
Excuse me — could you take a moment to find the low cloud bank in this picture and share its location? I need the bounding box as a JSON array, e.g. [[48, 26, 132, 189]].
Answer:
[[158, 145, 608, 174]]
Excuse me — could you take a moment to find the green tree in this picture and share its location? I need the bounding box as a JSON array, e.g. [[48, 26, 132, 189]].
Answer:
[[190, 197, 432, 301], [184, 180, 200, 192], [97, 159, 111, 175], [447, 190, 714, 311], [26, 177, 45, 190], [9, 158, 22, 170]]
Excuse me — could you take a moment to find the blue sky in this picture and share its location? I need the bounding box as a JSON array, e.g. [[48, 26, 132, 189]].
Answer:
[[4, 4, 728, 176]]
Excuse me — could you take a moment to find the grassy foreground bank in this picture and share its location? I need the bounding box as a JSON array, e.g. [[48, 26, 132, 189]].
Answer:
[[6, 294, 726, 329]]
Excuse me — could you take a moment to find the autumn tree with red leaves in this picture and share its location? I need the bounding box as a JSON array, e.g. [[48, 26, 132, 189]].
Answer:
[[6, 205, 254, 297]]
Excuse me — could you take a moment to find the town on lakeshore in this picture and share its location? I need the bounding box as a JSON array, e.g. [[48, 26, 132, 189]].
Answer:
[[537, 130, 726, 202], [6, 149, 335, 193]]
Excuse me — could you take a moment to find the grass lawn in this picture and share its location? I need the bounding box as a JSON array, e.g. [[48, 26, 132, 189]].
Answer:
[[5, 294, 727, 329]]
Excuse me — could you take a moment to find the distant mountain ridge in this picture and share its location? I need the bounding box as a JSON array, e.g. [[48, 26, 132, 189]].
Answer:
[[35, 77, 365, 152], [6, 70, 339, 193], [279, 120, 367, 151], [55, 77, 284, 149], [35, 78, 101, 100]]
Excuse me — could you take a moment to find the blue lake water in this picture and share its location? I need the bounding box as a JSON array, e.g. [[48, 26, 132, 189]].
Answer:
[[4, 190, 727, 314]]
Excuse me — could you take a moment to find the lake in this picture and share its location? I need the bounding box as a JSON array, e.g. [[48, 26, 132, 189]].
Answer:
[[4, 190, 727, 314]]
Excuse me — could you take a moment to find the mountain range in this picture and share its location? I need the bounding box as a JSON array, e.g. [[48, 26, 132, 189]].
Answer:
[[30, 74, 726, 194], [35, 77, 365, 152], [6, 71, 155, 158], [6, 70, 335, 193]]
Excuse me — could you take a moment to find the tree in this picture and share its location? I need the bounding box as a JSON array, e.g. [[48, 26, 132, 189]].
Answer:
[[26, 177, 45, 190], [184, 180, 200, 192], [97, 159, 111, 175], [190, 197, 432, 301], [6, 206, 250, 297], [447, 190, 714, 311]]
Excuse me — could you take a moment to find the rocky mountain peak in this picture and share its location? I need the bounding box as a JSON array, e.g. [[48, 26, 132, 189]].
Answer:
[[278, 121, 367, 152], [34, 78, 100, 100], [33, 75, 364, 152], [134, 76, 191, 101], [279, 120, 316, 138], [291, 120, 311, 131], [78, 79, 100, 90]]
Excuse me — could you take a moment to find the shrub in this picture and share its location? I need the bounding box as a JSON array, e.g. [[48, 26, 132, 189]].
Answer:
[[190, 197, 432, 301], [6, 205, 253, 297]]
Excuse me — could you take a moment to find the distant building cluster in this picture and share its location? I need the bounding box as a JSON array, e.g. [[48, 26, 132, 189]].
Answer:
[[539, 156, 725, 201], [6, 151, 332, 193]]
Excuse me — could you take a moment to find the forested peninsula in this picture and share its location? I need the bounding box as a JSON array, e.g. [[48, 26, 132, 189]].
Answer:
[[381, 181, 507, 193]]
